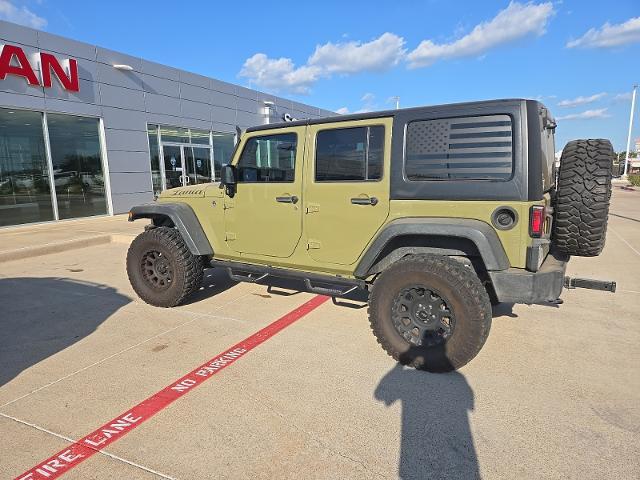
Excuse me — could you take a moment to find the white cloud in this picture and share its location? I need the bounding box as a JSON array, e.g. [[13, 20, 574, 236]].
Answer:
[[613, 92, 633, 102], [334, 93, 378, 115], [558, 92, 607, 107], [567, 16, 640, 48], [239, 54, 321, 94], [407, 2, 554, 68], [308, 33, 405, 74], [556, 108, 610, 121], [361, 92, 375, 103], [534, 94, 558, 101], [240, 33, 405, 94], [239, 3, 556, 93], [0, 0, 46, 28]]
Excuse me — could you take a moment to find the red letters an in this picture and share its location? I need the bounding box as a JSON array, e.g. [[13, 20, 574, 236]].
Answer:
[[0, 44, 80, 92], [41, 52, 79, 92], [0, 44, 40, 86]]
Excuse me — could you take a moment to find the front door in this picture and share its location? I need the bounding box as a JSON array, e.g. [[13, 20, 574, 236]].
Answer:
[[223, 127, 305, 258], [303, 119, 392, 265]]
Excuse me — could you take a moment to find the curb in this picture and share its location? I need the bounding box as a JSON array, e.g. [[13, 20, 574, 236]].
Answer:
[[0, 234, 136, 263]]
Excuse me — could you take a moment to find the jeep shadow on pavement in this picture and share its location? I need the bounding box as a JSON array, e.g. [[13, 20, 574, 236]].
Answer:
[[126, 99, 616, 373], [0, 277, 130, 388]]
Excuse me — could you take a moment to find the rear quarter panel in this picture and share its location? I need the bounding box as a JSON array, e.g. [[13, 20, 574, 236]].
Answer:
[[384, 200, 540, 269]]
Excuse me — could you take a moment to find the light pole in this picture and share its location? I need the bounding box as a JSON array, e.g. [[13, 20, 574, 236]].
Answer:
[[623, 84, 637, 178]]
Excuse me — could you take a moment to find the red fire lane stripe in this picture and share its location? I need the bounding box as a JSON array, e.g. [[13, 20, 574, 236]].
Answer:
[[15, 295, 329, 480]]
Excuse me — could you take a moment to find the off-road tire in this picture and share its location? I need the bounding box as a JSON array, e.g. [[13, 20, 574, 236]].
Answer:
[[369, 255, 492, 373], [553, 139, 613, 257], [127, 226, 205, 307]]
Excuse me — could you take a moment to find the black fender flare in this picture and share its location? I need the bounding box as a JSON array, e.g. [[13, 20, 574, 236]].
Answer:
[[129, 203, 213, 256], [354, 217, 510, 278]]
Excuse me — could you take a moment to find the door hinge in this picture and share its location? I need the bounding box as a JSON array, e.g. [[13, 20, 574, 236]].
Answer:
[[306, 203, 320, 214], [226, 232, 236, 241], [307, 240, 321, 249]]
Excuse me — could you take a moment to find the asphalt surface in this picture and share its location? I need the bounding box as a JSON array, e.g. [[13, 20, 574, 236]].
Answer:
[[1, 186, 639, 479]]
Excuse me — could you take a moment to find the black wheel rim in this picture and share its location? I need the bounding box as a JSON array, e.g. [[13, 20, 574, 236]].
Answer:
[[391, 285, 455, 347], [141, 249, 173, 290]]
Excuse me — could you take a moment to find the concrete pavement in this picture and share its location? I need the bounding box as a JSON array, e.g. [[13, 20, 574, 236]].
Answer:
[[0, 214, 141, 263], [0, 187, 639, 479]]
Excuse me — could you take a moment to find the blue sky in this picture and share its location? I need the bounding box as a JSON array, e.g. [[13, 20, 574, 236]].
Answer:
[[1, 0, 639, 151]]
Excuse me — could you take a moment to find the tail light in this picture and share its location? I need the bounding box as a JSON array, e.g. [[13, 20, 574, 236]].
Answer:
[[529, 205, 545, 238]]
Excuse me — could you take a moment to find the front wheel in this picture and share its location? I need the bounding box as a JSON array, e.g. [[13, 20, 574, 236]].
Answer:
[[126, 226, 205, 307], [369, 255, 492, 373]]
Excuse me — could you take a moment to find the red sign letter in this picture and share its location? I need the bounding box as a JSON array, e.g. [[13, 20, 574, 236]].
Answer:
[[0, 44, 40, 86], [41, 52, 79, 92]]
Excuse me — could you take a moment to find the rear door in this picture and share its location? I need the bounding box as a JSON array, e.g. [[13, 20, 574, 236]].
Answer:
[[304, 118, 392, 265]]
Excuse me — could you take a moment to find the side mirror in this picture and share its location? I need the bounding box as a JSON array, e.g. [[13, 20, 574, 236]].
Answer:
[[220, 164, 237, 197], [220, 164, 236, 185]]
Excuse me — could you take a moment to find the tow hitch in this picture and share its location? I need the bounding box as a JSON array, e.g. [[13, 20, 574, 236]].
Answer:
[[564, 277, 617, 293]]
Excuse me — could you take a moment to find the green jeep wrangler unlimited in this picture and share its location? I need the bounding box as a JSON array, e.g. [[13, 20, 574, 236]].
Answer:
[[127, 99, 615, 372]]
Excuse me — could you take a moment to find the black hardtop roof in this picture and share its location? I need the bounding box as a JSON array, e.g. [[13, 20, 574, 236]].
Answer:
[[246, 98, 540, 133]]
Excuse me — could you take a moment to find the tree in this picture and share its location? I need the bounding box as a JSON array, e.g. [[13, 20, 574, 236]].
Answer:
[[617, 151, 638, 162]]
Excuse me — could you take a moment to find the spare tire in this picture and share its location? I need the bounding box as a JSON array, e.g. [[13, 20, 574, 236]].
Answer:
[[553, 139, 613, 257]]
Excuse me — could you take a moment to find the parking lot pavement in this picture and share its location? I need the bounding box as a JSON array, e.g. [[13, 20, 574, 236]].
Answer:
[[0, 214, 142, 264], [1, 187, 639, 479]]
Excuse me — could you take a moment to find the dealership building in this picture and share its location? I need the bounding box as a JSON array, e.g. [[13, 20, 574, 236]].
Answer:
[[0, 20, 332, 228]]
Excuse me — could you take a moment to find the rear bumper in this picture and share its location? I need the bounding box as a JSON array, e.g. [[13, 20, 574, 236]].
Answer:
[[488, 251, 569, 304]]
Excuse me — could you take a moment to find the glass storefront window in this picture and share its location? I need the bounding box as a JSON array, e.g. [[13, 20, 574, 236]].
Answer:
[[148, 126, 236, 192], [212, 132, 235, 180], [147, 125, 162, 197], [190, 129, 210, 145], [162, 144, 183, 189], [0, 108, 55, 227], [160, 126, 189, 144], [47, 113, 107, 220]]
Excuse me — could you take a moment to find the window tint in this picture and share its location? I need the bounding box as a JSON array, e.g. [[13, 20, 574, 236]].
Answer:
[[405, 114, 513, 181], [315, 126, 384, 182], [237, 133, 297, 183], [367, 125, 384, 180]]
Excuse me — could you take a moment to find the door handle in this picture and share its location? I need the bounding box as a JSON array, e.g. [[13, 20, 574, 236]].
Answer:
[[351, 196, 378, 206], [276, 195, 299, 204]]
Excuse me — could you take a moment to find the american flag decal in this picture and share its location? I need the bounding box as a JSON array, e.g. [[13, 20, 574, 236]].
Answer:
[[405, 114, 513, 180]]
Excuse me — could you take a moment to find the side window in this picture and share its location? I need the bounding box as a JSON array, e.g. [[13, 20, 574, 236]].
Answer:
[[236, 133, 297, 183], [315, 125, 384, 182], [405, 114, 513, 181]]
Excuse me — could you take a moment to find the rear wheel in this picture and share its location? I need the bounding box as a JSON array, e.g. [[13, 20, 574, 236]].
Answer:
[[369, 255, 492, 373], [553, 139, 613, 257], [126, 226, 205, 307]]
